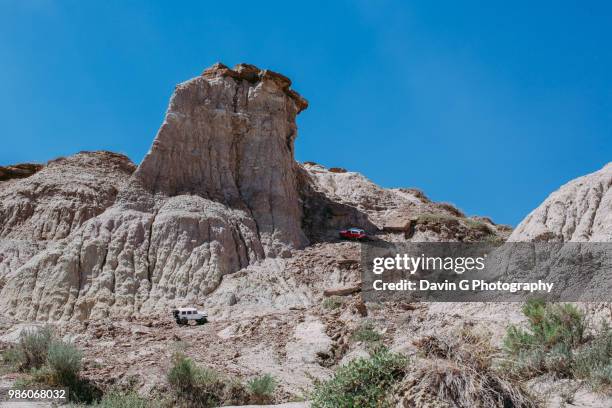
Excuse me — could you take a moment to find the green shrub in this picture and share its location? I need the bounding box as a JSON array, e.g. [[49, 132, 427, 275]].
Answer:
[[167, 352, 200, 394], [463, 218, 493, 233], [504, 300, 584, 355], [47, 341, 82, 386], [167, 352, 242, 408], [415, 213, 458, 225], [572, 323, 612, 390], [322, 296, 343, 310], [4, 328, 98, 403], [1, 347, 23, 371], [310, 347, 408, 408], [504, 301, 611, 393], [247, 374, 277, 403], [92, 391, 156, 408], [19, 326, 54, 370], [351, 322, 382, 344]]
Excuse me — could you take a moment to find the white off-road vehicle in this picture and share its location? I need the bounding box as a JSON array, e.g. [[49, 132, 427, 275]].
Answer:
[[173, 307, 208, 325]]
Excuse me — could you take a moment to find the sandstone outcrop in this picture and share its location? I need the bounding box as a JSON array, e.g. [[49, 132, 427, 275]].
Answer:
[[0, 63, 312, 320], [510, 162, 612, 242], [132, 63, 309, 254]]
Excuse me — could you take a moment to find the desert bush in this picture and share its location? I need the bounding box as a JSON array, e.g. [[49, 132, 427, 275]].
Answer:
[[310, 347, 408, 408], [247, 374, 277, 403], [167, 352, 247, 408], [167, 352, 201, 394], [1, 346, 23, 371], [1, 326, 54, 372], [91, 391, 157, 408], [572, 323, 612, 390], [504, 300, 611, 393], [221, 378, 250, 406], [481, 233, 506, 244], [18, 326, 54, 370], [47, 341, 82, 386], [395, 333, 537, 408], [504, 300, 584, 360], [6, 327, 98, 403], [322, 296, 343, 310], [350, 322, 382, 344]]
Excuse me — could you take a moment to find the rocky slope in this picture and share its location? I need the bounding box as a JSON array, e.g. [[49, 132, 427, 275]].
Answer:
[[304, 162, 511, 242]]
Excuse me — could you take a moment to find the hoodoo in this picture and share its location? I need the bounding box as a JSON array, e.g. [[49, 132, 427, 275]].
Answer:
[[0, 63, 311, 320]]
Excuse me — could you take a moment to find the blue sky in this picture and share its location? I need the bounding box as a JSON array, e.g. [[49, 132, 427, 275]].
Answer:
[[1, 1, 611, 226]]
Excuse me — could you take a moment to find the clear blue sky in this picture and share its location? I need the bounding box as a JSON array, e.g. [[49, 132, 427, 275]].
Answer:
[[1, 1, 611, 226]]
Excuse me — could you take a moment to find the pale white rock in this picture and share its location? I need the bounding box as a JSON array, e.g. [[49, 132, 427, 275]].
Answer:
[[510, 162, 612, 242], [0, 152, 136, 283], [285, 317, 333, 364]]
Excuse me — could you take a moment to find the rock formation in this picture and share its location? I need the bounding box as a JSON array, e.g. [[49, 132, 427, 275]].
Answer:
[[132, 63, 309, 254], [0, 63, 510, 321], [0, 63, 312, 320], [303, 162, 511, 242], [509, 163, 612, 242]]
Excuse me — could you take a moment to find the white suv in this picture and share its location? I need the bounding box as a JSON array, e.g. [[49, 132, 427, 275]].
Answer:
[[173, 307, 208, 325]]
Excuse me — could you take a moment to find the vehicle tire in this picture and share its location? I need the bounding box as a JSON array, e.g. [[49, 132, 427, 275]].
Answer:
[[196, 318, 205, 325], [180, 318, 187, 326]]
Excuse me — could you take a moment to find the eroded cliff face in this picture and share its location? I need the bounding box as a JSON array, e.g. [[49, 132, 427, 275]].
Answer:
[[132, 63, 308, 254], [0, 63, 514, 321], [509, 163, 612, 242], [0, 63, 311, 320], [0, 152, 136, 286]]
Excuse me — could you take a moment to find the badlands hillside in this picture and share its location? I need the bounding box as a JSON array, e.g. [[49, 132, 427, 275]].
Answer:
[[0, 63, 610, 407]]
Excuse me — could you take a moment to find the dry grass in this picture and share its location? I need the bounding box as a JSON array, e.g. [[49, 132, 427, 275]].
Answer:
[[434, 202, 465, 218], [392, 330, 537, 408]]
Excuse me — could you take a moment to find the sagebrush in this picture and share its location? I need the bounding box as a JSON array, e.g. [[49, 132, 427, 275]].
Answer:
[[167, 352, 248, 407], [310, 347, 408, 408], [247, 373, 277, 403], [503, 299, 611, 392]]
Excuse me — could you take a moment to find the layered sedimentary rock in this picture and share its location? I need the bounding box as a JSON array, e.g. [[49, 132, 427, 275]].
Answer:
[[0, 63, 515, 321], [0, 63, 311, 320], [132, 63, 309, 253], [509, 163, 612, 242], [0, 152, 136, 282]]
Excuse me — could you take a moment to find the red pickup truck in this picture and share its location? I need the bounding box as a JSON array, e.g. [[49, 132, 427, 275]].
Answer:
[[339, 228, 367, 240]]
